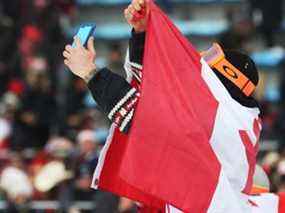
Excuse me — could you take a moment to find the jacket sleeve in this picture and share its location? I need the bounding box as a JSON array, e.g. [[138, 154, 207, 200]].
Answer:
[[125, 31, 145, 84], [87, 31, 146, 134], [129, 30, 145, 65], [88, 68, 140, 133]]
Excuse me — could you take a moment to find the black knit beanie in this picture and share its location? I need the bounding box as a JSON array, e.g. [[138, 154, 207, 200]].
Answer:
[[212, 50, 259, 108]]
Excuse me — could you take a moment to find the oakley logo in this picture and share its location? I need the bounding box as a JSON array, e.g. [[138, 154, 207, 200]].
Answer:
[[222, 65, 238, 79]]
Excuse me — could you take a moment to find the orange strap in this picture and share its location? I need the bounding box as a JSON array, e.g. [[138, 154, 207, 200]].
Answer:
[[202, 43, 256, 97], [250, 185, 270, 195], [214, 58, 256, 96]]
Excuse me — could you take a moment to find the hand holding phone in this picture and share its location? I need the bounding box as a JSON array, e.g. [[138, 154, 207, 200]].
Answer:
[[63, 25, 97, 82]]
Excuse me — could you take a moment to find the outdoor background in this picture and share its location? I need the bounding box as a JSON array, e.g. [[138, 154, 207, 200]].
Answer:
[[0, 0, 284, 212]]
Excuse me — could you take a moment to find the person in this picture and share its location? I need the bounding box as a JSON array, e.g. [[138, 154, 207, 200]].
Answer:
[[0, 153, 34, 212], [11, 58, 56, 150], [63, 0, 261, 212]]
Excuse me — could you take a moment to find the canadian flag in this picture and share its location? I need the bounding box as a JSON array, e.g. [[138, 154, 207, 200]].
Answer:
[[92, 1, 261, 212]]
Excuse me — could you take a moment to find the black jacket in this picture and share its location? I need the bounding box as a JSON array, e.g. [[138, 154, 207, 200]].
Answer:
[[88, 31, 145, 133]]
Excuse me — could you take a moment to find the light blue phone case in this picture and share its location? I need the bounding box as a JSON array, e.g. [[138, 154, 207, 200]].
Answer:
[[72, 25, 96, 48]]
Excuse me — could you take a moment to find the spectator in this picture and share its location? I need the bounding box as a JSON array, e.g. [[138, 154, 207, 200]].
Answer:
[[0, 153, 34, 212], [11, 57, 56, 150], [73, 130, 99, 201]]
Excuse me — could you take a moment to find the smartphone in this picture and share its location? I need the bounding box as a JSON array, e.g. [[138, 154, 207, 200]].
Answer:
[[72, 25, 96, 48]]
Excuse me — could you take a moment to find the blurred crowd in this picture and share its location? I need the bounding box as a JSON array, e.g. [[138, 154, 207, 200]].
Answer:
[[0, 0, 284, 212], [0, 0, 134, 212]]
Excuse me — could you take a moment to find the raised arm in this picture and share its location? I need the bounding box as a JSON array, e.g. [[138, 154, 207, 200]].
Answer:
[[124, 0, 148, 84], [63, 37, 139, 133], [129, 30, 145, 66], [87, 68, 140, 133], [62, 0, 148, 133]]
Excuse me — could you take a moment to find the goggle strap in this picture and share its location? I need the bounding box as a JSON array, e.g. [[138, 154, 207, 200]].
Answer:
[[215, 58, 256, 96], [202, 43, 256, 96], [242, 80, 256, 97]]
